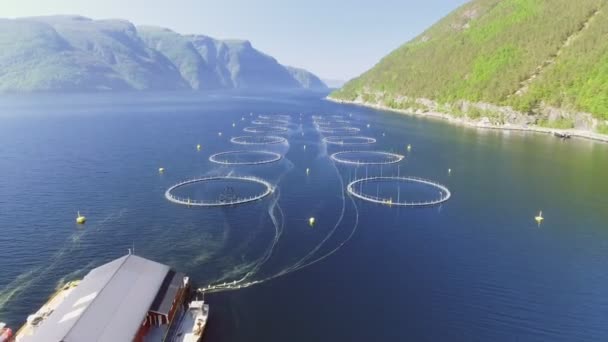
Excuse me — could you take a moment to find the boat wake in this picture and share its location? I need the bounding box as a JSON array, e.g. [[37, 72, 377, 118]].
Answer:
[[199, 120, 362, 293]]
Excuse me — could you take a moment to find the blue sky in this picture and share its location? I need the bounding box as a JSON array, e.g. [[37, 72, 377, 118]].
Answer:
[[4, 0, 468, 80]]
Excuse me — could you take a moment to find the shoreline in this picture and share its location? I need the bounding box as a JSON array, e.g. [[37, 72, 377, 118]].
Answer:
[[326, 97, 608, 144]]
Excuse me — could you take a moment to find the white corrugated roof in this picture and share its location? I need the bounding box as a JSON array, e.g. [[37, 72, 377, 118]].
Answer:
[[21, 254, 170, 342]]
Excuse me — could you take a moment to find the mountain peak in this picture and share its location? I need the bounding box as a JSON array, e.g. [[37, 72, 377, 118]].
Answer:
[[0, 15, 326, 92]]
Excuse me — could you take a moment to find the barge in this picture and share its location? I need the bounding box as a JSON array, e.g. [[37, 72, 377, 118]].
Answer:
[[10, 253, 208, 342]]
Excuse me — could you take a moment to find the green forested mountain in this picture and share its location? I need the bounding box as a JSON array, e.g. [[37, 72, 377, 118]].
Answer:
[[331, 0, 608, 132], [0, 16, 326, 92]]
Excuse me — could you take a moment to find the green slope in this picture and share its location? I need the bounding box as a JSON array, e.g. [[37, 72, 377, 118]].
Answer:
[[332, 0, 608, 130]]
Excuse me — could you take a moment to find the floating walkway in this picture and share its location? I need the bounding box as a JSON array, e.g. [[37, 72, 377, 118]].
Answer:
[[165, 176, 274, 207], [347, 176, 451, 207]]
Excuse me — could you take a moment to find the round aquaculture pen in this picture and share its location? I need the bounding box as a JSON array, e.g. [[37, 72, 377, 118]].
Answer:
[[317, 126, 361, 134], [243, 126, 289, 134], [323, 136, 377, 146], [251, 119, 289, 126], [258, 114, 291, 122], [330, 151, 404, 165], [209, 150, 282, 165], [165, 176, 274, 207], [347, 176, 451, 207], [231, 135, 287, 145]]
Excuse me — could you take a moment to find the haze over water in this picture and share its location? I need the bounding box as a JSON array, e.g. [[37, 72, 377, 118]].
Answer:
[[1, 91, 607, 341]]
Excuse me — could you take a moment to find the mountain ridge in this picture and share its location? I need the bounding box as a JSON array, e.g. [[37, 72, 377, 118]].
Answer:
[[0, 15, 326, 92], [331, 0, 608, 136]]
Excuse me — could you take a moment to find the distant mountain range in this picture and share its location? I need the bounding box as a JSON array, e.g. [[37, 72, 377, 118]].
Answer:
[[0, 15, 326, 92], [331, 0, 608, 135], [322, 79, 346, 89]]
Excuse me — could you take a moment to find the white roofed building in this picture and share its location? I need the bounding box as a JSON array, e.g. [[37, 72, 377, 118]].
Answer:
[[16, 254, 190, 342]]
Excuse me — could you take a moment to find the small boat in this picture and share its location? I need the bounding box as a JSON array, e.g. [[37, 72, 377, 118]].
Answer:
[[553, 131, 571, 139], [175, 300, 209, 342]]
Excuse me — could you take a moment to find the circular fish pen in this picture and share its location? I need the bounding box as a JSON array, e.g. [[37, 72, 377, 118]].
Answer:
[[333, 119, 351, 124], [251, 119, 289, 126], [258, 114, 291, 122], [231, 135, 287, 145], [347, 176, 451, 207], [165, 176, 274, 207], [323, 136, 377, 146], [209, 150, 282, 165], [317, 126, 361, 134], [330, 151, 404, 165], [243, 126, 289, 134], [251, 119, 289, 127]]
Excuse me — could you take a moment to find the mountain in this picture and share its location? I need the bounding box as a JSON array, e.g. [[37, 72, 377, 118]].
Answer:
[[285, 66, 326, 89], [0, 15, 187, 91], [0, 16, 326, 92], [322, 79, 346, 89], [331, 0, 608, 135]]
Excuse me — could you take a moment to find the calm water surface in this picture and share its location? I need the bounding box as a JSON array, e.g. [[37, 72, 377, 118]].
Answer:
[[1, 91, 607, 341]]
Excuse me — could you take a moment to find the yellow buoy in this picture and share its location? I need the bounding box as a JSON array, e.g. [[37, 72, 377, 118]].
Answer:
[[197, 144, 202, 151], [535, 211, 544, 224], [158, 167, 165, 173], [308, 217, 315, 226], [76, 211, 86, 224], [306, 168, 310, 175]]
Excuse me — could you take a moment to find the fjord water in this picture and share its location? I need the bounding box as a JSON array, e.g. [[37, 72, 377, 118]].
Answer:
[[1, 91, 607, 341]]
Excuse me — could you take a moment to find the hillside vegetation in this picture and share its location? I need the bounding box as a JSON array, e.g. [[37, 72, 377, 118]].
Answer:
[[0, 16, 326, 92], [332, 0, 608, 131]]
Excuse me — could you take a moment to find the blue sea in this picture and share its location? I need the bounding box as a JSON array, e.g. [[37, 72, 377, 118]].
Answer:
[[1, 90, 608, 341]]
